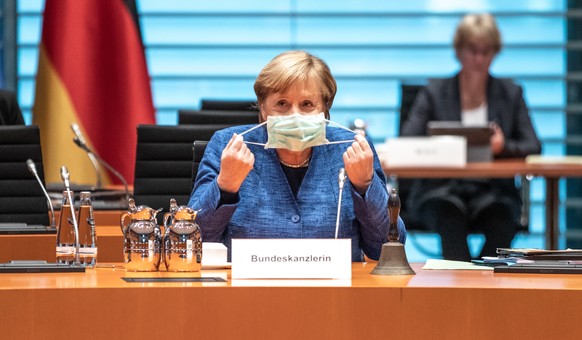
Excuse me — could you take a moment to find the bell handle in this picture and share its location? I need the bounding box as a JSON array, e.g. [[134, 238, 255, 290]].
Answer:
[[387, 188, 401, 243]]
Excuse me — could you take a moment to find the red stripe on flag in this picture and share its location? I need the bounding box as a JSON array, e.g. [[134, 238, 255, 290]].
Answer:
[[40, 0, 155, 184]]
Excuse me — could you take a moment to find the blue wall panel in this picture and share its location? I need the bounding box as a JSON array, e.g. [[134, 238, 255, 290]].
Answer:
[[295, 0, 565, 13], [139, 0, 291, 13], [141, 17, 292, 45], [518, 80, 565, 107], [17, 47, 37, 76], [151, 79, 256, 108], [16, 16, 41, 44], [146, 48, 285, 76], [296, 16, 564, 45]]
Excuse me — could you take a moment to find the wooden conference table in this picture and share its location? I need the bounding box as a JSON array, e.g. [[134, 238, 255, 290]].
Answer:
[[2, 262, 582, 340], [0, 211, 124, 263], [383, 159, 582, 249]]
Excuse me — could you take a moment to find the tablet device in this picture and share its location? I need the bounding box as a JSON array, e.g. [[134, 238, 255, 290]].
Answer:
[[428, 121, 494, 162]]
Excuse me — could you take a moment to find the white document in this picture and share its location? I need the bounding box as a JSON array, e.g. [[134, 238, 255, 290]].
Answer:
[[379, 136, 467, 167], [422, 259, 493, 271], [201, 242, 229, 269], [231, 238, 352, 279]]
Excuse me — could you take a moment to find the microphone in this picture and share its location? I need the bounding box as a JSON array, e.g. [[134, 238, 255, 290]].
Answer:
[[335, 168, 347, 239], [61, 166, 81, 266], [60, 166, 71, 188], [338, 168, 346, 190], [349, 118, 367, 137], [71, 123, 102, 189], [26, 159, 56, 230], [70, 123, 131, 205]]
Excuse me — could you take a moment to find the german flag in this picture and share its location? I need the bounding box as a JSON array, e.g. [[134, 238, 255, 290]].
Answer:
[[33, 0, 155, 186]]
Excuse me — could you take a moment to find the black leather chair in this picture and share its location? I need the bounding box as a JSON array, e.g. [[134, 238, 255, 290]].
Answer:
[[134, 122, 252, 224], [0, 125, 50, 227], [200, 99, 257, 112], [399, 84, 425, 133], [133, 125, 231, 224], [178, 109, 258, 125], [396, 85, 427, 231]]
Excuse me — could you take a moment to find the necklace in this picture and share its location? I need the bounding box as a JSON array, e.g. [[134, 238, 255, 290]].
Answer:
[[279, 156, 311, 168]]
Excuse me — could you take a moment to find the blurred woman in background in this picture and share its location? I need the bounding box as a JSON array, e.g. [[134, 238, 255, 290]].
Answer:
[[401, 13, 541, 261]]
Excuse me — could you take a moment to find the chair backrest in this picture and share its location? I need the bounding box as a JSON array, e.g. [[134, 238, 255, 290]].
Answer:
[[178, 109, 259, 125], [0, 125, 50, 225], [133, 124, 241, 224], [200, 99, 258, 112], [396, 84, 427, 230], [399, 84, 425, 134]]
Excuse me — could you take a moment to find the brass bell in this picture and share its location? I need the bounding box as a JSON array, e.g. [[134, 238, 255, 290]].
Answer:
[[371, 188, 415, 275]]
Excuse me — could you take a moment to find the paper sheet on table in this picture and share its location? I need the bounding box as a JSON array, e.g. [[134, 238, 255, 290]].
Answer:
[[526, 155, 582, 164], [422, 259, 493, 271]]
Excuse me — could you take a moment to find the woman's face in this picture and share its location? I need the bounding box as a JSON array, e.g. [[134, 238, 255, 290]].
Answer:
[[260, 81, 324, 121], [457, 38, 495, 76]]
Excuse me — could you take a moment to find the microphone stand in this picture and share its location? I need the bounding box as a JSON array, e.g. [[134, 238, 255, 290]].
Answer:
[[72, 137, 131, 205], [335, 168, 347, 239], [26, 159, 56, 230], [60, 166, 81, 266], [71, 123, 102, 189]]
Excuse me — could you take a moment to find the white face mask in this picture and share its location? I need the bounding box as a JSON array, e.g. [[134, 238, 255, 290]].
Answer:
[[239, 112, 357, 151], [265, 113, 328, 151]]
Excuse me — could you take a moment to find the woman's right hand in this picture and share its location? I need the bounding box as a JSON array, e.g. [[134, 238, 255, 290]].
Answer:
[[216, 133, 255, 193]]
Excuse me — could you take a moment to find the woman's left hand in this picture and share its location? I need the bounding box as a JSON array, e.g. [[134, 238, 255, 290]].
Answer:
[[490, 122, 505, 155], [343, 134, 374, 195]]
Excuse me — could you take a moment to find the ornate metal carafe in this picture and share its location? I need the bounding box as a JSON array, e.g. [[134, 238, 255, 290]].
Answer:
[[162, 198, 202, 272], [120, 198, 163, 271]]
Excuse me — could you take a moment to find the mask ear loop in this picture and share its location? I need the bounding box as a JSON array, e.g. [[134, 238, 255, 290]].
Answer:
[[239, 121, 268, 147], [323, 118, 359, 145]]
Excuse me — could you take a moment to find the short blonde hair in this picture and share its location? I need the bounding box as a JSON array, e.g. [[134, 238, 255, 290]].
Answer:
[[254, 50, 337, 120], [453, 13, 502, 55]]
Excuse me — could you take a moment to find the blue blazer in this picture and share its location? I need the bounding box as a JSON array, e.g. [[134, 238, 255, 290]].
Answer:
[[188, 125, 406, 261]]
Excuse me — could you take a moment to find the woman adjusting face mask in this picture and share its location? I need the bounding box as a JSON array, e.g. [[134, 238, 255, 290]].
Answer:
[[216, 63, 376, 194], [189, 51, 407, 262]]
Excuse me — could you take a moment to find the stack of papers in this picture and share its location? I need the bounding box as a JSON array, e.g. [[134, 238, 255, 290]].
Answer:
[[496, 248, 582, 260], [421, 249, 582, 274]]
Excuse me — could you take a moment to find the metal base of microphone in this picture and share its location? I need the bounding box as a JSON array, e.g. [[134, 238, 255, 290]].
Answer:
[[0, 261, 86, 273], [371, 242, 416, 275]]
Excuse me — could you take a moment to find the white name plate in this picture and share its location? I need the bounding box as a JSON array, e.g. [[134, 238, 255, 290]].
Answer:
[[231, 239, 352, 279], [382, 136, 466, 167]]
